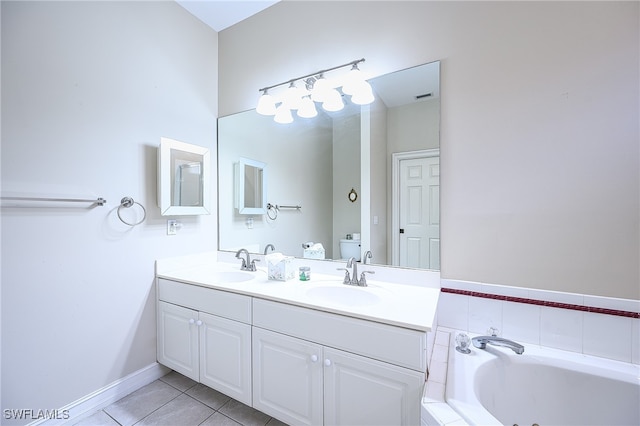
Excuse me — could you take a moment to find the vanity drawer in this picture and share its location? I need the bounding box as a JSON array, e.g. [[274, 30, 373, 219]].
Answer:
[[158, 278, 251, 324], [252, 298, 426, 372]]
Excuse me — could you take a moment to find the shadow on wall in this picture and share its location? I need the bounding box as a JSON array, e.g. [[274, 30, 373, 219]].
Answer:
[[108, 279, 158, 381]]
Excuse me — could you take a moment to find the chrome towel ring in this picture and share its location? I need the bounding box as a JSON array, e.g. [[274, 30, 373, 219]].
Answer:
[[266, 202, 278, 220], [117, 197, 146, 226]]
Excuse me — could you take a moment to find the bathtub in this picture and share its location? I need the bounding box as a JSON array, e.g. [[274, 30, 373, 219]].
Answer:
[[429, 331, 640, 426]]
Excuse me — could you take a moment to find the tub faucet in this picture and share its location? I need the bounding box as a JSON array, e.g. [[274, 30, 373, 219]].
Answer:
[[472, 335, 525, 355], [263, 244, 275, 255], [363, 250, 373, 264], [235, 248, 258, 271]]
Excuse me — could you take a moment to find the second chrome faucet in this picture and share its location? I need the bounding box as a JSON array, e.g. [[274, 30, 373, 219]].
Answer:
[[337, 257, 374, 287], [235, 248, 259, 272]]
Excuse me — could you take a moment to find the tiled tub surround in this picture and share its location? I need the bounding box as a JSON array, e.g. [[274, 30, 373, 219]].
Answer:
[[422, 328, 640, 426], [438, 279, 640, 364]]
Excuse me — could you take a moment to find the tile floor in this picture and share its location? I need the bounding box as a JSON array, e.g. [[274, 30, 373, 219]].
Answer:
[[74, 371, 288, 426]]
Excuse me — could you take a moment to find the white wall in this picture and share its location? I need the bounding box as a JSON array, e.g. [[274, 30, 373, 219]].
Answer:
[[218, 1, 639, 299], [1, 1, 218, 421], [332, 113, 361, 258], [368, 99, 388, 264]]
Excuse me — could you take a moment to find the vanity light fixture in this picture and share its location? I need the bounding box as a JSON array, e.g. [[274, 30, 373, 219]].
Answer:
[[256, 58, 374, 123]]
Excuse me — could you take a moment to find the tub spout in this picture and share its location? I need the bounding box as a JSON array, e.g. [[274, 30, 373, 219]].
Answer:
[[472, 335, 525, 355]]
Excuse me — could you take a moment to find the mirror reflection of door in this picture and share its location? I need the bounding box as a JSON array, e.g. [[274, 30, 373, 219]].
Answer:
[[170, 148, 204, 207], [173, 162, 203, 206], [397, 155, 440, 269], [244, 164, 263, 209]]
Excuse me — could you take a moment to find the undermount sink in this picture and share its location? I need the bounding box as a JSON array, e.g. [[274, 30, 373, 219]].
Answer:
[[305, 285, 381, 307], [210, 270, 254, 284]]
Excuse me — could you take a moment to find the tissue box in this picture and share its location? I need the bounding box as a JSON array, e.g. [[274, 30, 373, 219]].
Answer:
[[267, 254, 296, 281], [303, 247, 325, 259]]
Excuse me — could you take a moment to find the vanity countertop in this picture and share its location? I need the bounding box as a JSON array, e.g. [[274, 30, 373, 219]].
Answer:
[[157, 260, 439, 332]]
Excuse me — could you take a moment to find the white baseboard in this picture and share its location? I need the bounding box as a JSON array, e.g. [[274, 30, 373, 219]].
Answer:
[[29, 362, 170, 426]]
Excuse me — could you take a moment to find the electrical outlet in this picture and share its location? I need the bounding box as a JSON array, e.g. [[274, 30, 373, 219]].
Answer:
[[167, 219, 178, 235]]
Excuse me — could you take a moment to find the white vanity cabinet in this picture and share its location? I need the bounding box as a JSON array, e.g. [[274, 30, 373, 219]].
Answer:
[[252, 299, 426, 426], [252, 327, 324, 425], [157, 301, 200, 379], [157, 279, 252, 405], [156, 276, 431, 426]]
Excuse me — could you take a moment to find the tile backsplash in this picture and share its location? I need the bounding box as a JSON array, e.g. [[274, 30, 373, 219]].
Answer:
[[437, 279, 640, 364]]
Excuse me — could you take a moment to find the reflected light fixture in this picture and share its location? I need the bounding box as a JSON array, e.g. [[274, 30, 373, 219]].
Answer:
[[297, 96, 318, 118], [256, 58, 374, 124], [273, 105, 293, 124]]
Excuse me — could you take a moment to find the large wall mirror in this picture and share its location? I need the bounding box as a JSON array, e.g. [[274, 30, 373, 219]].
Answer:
[[218, 61, 440, 270]]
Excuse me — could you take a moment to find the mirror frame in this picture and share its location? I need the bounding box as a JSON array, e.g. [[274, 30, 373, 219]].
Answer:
[[158, 137, 211, 216], [235, 157, 268, 215]]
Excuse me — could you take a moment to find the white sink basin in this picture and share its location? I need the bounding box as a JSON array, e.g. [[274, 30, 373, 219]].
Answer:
[[210, 270, 255, 284], [305, 285, 381, 307]]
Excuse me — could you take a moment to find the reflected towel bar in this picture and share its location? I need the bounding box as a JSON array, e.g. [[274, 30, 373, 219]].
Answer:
[[267, 203, 301, 210], [266, 203, 301, 220], [0, 196, 106, 206]]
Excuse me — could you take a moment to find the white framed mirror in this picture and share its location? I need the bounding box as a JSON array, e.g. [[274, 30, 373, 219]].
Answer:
[[235, 157, 267, 215], [158, 137, 211, 216]]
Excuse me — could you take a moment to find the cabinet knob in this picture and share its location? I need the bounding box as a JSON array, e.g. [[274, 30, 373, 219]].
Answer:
[[189, 318, 195, 324], [324, 359, 332, 367], [310, 355, 318, 363], [196, 320, 203, 326]]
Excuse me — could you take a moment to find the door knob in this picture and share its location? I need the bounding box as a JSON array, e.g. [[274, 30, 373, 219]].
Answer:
[[324, 359, 332, 367], [196, 320, 203, 326], [189, 318, 195, 324], [310, 355, 318, 362]]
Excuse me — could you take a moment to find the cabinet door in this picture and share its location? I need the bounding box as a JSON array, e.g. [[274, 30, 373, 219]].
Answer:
[[323, 347, 424, 426], [252, 328, 323, 426], [199, 312, 251, 405], [157, 301, 199, 381]]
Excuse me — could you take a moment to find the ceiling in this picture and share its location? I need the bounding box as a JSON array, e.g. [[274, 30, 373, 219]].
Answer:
[[175, 0, 280, 32]]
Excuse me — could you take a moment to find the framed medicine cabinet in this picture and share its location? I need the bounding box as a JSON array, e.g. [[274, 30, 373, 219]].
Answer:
[[158, 137, 211, 216], [235, 157, 267, 215]]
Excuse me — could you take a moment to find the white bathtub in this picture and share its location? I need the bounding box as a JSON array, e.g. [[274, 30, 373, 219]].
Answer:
[[442, 333, 640, 426]]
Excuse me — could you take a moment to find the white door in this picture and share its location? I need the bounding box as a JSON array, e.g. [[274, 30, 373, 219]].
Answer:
[[157, 301, 199, 381], [252, 328, 323, 426], [199, 312, 252, 405], [398, 156, 440, 269], [323, 347, 424, 426]]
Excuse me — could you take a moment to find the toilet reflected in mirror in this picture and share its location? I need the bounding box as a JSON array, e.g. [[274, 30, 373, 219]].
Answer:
[[339, 238, 361, 261]]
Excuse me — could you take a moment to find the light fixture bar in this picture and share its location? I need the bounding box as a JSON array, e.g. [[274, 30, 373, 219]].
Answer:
[[258, 58, 365, 93]]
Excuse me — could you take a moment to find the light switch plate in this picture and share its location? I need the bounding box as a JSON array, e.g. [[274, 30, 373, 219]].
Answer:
[[167, 219, 178, 235]]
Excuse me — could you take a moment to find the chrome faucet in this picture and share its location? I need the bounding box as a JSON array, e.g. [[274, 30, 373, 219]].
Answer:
[[363, 250, 373, 264], [235, 248, 258, 271], [472, 335, 525, 355], [337, 257, 374, 286], [263, 244, 275, 255]]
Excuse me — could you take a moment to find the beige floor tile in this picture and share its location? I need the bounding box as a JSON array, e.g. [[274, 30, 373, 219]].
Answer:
[[265, 417, 288, 426], [185, 383, 231, 410], [219, 399, 271, 426], [103, 380, 180, 426], [73, 409, 119, 426], [199, 411, 243, 426], [135, 393, 214, 426], [159, 370, 197, 392]]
